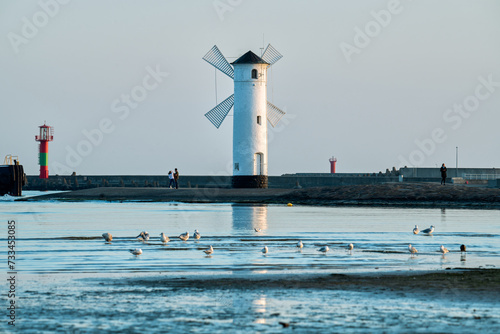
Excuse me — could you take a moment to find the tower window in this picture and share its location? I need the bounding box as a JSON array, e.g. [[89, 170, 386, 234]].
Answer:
[[251, 69, 258, 79], [257, 116, 262, 125]]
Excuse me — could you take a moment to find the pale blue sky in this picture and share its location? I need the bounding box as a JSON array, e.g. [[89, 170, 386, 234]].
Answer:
[[1, 0, 499, 176]]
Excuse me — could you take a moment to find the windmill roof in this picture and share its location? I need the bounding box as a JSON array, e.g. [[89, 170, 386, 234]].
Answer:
[[231, 51, 269, 65]]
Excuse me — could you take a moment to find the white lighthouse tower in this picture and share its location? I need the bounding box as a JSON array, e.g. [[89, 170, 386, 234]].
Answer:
[[203, 45, 285, 188]]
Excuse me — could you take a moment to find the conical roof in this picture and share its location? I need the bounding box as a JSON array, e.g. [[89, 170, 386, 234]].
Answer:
[[231, 51, 269, 65]]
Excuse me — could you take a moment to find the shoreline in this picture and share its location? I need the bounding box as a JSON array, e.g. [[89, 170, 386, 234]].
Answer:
[[117, 268, 500, 301], [20, 183, 500, 209]]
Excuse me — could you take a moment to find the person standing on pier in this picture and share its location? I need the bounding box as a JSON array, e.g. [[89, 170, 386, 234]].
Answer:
[[174, 168, 180, 189], [440, 163, 447, 185], [168, 170, 175, 188]]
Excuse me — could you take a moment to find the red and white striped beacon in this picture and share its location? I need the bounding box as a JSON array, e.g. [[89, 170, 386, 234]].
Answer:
[[35, 123, 54, 179], [329, 156, 337, 174]]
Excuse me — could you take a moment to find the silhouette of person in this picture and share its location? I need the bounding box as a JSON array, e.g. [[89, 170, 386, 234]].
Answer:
[[174, 168, 180, 189], [440, 163, 447, 185]]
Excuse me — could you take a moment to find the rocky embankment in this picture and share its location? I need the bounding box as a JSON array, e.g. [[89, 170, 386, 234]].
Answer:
[[284, 182, 500, 208]]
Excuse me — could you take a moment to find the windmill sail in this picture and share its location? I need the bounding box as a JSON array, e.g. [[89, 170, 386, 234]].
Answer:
[[261, 44, 283, 66], [205, 94, 234, 128], [266, 101, 286, 127], [203, 45, 234, 79]]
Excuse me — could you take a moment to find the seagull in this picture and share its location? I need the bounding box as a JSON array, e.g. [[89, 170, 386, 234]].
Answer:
[[262, 246, 268, 254], [179, 231, 189, 241], [409, 244, 418, 254], [204, 245, 214, 255], [102, 232, 112, 243], [296, 240, 303, 249], [160, 232, 170, 243], [194, 230, 201, 240], [348, 243, 354, 251], [440, 245, 449, 254], [136, 231, 150, 242], [129, 248, 142, 255], [413, 225, 419, 234], [460, 244, 466, 253], [318, 246, 330, 253], [421, 225, 435, 235], [254, 228, 262, 232]]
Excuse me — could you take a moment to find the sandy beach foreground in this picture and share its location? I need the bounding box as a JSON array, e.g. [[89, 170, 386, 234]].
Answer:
[[15, 268, 499, 333], [24, 183, 500, 208]]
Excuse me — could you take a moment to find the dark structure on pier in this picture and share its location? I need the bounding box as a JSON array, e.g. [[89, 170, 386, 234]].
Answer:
[[0, 160, 26, 196]]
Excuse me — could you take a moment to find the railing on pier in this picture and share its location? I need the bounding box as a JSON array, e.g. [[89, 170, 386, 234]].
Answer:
[[463, 174, 500, 180]]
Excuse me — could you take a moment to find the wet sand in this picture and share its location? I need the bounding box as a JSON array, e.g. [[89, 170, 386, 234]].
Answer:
[[15, 268, 500, 333], [125, 268, 500, 301], [23, 183, 500, 208]]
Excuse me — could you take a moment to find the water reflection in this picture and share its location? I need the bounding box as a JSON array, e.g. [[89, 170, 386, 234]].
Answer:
[[440, 254, 450, 267], [231, 205, 270, 275], [231, 204, 268, 233], [252, 295, 267, 324], [230, 293, 268, 326]]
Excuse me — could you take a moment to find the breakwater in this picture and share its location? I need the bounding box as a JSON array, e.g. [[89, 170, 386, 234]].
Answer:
[[25, 174, 401, 191], [24, 172, 500, 191]]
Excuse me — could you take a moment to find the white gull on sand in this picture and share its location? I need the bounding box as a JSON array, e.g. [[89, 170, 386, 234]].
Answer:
[[318, 246, 330, 253], [160, 233, 170, 243], [204, 245, 214, 255], [136, 231, 150, 242], [194, 230, 201, 240], [102, 233, 112, 243], [129, 248, 142, 255], [409, 244, 418, 254], [421, 225, 435, 235], [440, 245, 449, 254], [179, 232, 189, 241]]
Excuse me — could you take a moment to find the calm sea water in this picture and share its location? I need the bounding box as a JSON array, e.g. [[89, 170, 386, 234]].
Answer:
[[1, 192, 499, 333]]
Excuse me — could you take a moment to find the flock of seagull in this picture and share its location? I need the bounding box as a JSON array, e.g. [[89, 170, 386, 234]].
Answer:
[[101, 230, 211, 255], [409, 225, 467, 256], [101, 225, 467, 257], [101, 229, 348, 256]]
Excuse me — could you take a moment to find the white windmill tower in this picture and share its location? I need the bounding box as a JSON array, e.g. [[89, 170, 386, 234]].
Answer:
[[203, 44, 286, 188]]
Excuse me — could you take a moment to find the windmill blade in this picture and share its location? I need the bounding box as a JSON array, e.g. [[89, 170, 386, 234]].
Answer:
[[202, 45, 234, 79], [261, 44, 283, 66], [267, 101, 286, 127], [205, 94, 234, 129]]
